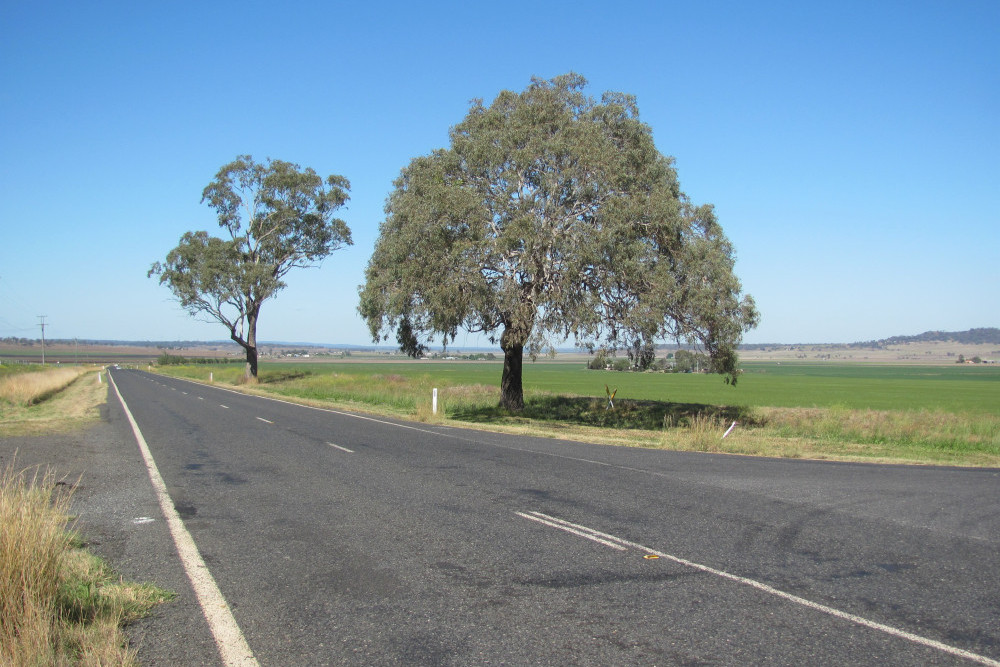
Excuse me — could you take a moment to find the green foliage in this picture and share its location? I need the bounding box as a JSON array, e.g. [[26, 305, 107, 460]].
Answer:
[[156, 352, 187, 365], [359, 74, 757, 409], [611, 358, 632, 372], [150, 156, 352, 378], [627, 340, 657, 371], [672, 349, 710, 373], [588, 349, 609, 370]]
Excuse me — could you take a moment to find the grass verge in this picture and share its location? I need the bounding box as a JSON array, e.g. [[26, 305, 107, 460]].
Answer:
[[156, 364, 1000, 467], [0, 367, 107, 437], [0, 462, 173, 666]]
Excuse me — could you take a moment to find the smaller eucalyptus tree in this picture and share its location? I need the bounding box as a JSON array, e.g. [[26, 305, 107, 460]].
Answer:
[[150, 156, 352, 380]]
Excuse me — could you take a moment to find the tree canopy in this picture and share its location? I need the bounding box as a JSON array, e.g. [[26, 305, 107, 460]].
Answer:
[[150, 155, 352, 379], [359, 73, 758, 410]]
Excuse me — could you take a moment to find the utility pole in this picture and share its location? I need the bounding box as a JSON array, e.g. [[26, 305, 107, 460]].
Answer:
[[38, 315, 47, 365]]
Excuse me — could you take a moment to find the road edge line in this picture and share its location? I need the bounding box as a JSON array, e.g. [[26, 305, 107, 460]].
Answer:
[[109, 371, 259, 667]]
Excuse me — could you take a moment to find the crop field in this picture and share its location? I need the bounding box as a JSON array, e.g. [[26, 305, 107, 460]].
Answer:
[[162, 360, 1000, 414], [155, 359, 1000, 467]]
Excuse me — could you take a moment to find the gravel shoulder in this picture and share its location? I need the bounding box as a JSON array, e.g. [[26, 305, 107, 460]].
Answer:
[[0, 398, 221, 665]]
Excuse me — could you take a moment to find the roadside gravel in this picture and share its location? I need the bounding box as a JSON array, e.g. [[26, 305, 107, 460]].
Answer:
[[0, 399, 222, 665]]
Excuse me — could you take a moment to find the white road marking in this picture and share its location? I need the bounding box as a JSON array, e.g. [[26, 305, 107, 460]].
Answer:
[[108, 373, 259, 667], [518, 511, 1000, 667], [172, 376, 447, 436], [142, 371, 997, 656], [516, 511, 626, 551], [256, 417, 273, 424], [327, 442, 354, 453], [220, 405, 229, 409]]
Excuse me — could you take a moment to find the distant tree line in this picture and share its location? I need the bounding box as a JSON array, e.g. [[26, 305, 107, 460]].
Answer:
[[156, 353, 238, 366], [588, 348, 710, 373]]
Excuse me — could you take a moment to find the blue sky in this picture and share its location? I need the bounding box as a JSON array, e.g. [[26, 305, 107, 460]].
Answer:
[[1, 1, 997, 347]]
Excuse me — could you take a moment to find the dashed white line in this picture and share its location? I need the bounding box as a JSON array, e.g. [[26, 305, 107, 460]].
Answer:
[[327, 442, 354, 453], [256, 417, 273, 424], [220, 405, 229, 409], [517, 511, 1000, 667]]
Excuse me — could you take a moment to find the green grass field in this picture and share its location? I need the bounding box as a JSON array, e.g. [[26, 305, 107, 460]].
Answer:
[[156, 359, 1000, 466], [170, 359, 1000, 413]]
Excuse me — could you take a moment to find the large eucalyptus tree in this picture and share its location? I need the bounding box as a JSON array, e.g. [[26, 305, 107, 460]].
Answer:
[[150, 156, 352, 380], [359, 74, 757, 410]]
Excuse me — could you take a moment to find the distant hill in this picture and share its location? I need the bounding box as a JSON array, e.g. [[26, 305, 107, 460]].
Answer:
[[852, 328, 1000, 348]]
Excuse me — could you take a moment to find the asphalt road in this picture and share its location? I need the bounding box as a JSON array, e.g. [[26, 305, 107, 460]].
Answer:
[[97, 367, 999, 666]]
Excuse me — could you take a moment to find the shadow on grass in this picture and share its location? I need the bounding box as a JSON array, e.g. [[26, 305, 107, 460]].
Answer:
[[257, 370, 314, 384], [451, 395, 761, 430]]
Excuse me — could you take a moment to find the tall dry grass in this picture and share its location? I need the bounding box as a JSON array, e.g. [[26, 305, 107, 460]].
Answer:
[[0, 367, 91, 407], [0, 462, 171, 665], [0, 367, 106, 437], [0, 465, 70, 664]]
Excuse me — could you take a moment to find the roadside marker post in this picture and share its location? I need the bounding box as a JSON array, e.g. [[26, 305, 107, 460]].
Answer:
[[433, 388, 438, 415]]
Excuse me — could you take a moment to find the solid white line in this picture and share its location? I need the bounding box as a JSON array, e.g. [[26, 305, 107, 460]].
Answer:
[[520, 511, 1000, 667], [256, 417, 273, 424], [108, 373, 259, 667], [327, 442, 354, 453]]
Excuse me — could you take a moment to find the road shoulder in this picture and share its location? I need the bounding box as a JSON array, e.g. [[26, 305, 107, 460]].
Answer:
[[0, 400, 221, 665]]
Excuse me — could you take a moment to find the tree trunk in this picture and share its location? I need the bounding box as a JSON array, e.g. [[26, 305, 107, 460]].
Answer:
[[500, 325, 525, 411], [244, 345, 259, 381], [500, 344, 524, 411], [236, 309, 260, 382]]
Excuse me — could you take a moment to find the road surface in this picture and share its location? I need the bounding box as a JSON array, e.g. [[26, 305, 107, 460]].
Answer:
[[99, 368, 999, 666]]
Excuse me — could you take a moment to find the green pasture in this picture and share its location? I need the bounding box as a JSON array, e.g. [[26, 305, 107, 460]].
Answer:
[[182, 359, 999, 415], [157, 359, 1000, 465]]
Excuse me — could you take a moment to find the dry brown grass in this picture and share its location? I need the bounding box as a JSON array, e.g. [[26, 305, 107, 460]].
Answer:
[[0, 462, 171, 666], [649, 406, 1000, 465], [0, 368, 107, 437], [0, 367, 91, 406]]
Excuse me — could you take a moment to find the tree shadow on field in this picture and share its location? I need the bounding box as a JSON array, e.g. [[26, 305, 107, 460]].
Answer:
[[451, 395, 760, 431], [258, 370, 313, 384]]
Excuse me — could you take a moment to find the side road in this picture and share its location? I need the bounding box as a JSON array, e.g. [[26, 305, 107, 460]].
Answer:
[[0, 398, 222, 665]]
